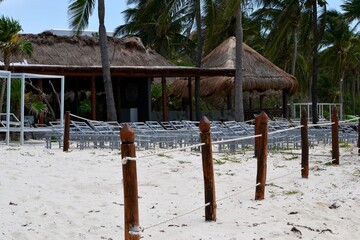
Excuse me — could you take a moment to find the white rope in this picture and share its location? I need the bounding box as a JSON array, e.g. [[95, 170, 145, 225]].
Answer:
[[143, 202, 211, 231], [268, 125, 304, 135], [142, 182, 262, 232], [216, 183, 260, 203], [138, 142, 206, 158], [266, 167, 305, 183], [69, 113, 101, 123], [308, 122, 335, 127], [339, 117, 360, 124], [122, 157, 138, 164], [212, 134, 262, 145]]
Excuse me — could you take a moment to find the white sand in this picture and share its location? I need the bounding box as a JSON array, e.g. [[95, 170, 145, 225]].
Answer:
[[1, 142, 359, 240]]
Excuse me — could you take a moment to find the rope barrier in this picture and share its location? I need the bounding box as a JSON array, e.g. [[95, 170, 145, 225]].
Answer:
[[140, 202, 211, 232], [212, 134, 262, 145], [122, 157, 138, 164], [137, 142, 206, 159], [266, 167, 304, 183], [339, 117, 360, 124], [268, 125, 304, 135], [308, 122, 335, 127], [69, 113, 98, 122], [216, 183, 261, 203]]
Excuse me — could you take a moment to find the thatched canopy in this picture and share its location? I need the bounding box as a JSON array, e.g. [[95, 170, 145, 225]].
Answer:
[[169, 36, 298, 98], [3, 31, 172, 67], [1, 32, 239, 78]]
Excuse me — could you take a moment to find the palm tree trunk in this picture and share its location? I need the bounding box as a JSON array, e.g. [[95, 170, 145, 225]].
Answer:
[[195, 0, 203, 121], [290, 28, 299, 118], [235, 2, 244, 122], [311, 0, 319, 124], [98, 0, 117, 121], [352, 76, 356, 113]]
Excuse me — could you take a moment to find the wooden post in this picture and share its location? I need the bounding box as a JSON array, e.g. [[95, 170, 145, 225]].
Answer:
[[255, 112, 268, 200], [91, 76, 97, 120], [161, 77, 168, 121], [37, 79, 44, 124], [282, 90, 288, 118], [331, 106, 340, 165], [121, 124, 140, 240], [254, 116, 260, 157], [188, 77, 193, 121], [301, 109, 309, 178], [63, 111, 70, 152], [199, 116, 217, 221], [358, 113, 360, 156]]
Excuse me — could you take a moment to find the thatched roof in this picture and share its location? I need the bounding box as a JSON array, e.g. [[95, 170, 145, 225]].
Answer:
[[169, 37, 298, 98], [3, 31, 173, 67]]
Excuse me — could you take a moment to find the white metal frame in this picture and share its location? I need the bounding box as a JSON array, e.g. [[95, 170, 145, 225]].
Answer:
[[8, 73, 65, 145], [293, 102, 343, 121], [0, 70, 12, 144]]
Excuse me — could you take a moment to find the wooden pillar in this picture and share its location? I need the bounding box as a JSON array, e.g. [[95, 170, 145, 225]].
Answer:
[[121, 124, 140, 240], [282, 90, 288, 118], [91, 76, 97, 120], [63, 111, 70, 152], [199, 116, 217, 221], [331, 106, 339, 165], [255, 112, 268, 200], [249, 92, 253, 120], [259, 94, 264, 109], [37, 79, 44, 124], [301, 109, 309, 178], [161, 77, 168, 121], [188, 77, 193, 120]]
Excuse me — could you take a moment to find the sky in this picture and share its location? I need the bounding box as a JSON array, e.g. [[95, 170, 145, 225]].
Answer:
[[0, 0, 345, 34]]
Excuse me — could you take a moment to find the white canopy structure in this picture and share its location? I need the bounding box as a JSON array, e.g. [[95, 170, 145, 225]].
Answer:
[[1, 71, 65, 145], [0, 70, 11, 144]]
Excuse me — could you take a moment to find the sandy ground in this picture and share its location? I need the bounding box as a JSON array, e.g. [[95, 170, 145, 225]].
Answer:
[[0, 141, 359, 240]]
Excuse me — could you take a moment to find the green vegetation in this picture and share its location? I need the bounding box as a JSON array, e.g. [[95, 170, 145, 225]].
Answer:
[[354, 169, 360, 177], [284, 190, 303, 196]]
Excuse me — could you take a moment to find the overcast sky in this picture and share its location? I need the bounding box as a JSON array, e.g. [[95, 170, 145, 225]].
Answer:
[[0, 0, 345, 34]]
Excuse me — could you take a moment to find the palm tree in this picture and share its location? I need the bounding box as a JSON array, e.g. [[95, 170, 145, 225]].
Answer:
[[68, 0, 117, 121], [117, 0, 224, 120], [0, 16, 32, 112], [320, 10, 360, 115], [342, 0, 360, 25]]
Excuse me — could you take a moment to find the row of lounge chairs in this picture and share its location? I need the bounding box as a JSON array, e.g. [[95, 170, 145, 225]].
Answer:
[[1, 114, 358, 152]]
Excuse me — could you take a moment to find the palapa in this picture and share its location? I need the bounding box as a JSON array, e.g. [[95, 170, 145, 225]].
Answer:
[[169, 36, 298, 98], [1, 31, 173, 67]]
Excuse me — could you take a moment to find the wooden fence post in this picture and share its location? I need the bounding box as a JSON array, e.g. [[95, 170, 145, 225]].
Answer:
[[63, 111, 70, 152], [301, 109, 309, 178], [255, 112, 268, 200], [254, 116, 261, 157], [331, 107, 339, 165], [121, 124, 140, 240], [199, 116, 217, 221]]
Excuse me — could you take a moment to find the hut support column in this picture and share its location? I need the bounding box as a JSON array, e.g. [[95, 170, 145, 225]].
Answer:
[[37, 79, 44, 124], [188, 77, 193, 121], [282, 90, 288, 118], [161, 77, 168, 121], [91, 76, 97, 120]]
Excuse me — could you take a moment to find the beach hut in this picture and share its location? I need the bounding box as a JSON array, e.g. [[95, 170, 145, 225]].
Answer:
[[2, 32, 241, 122], [1, 32, 175, 122], [169, 37, 298, 119]]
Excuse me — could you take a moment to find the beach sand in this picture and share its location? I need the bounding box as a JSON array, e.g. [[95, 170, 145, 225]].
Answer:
[[1, 142, 359, 239]]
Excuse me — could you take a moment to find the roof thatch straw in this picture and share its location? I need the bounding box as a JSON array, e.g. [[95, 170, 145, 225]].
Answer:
[[169, 37, 298, 98], [2, 32, 173, 67]]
